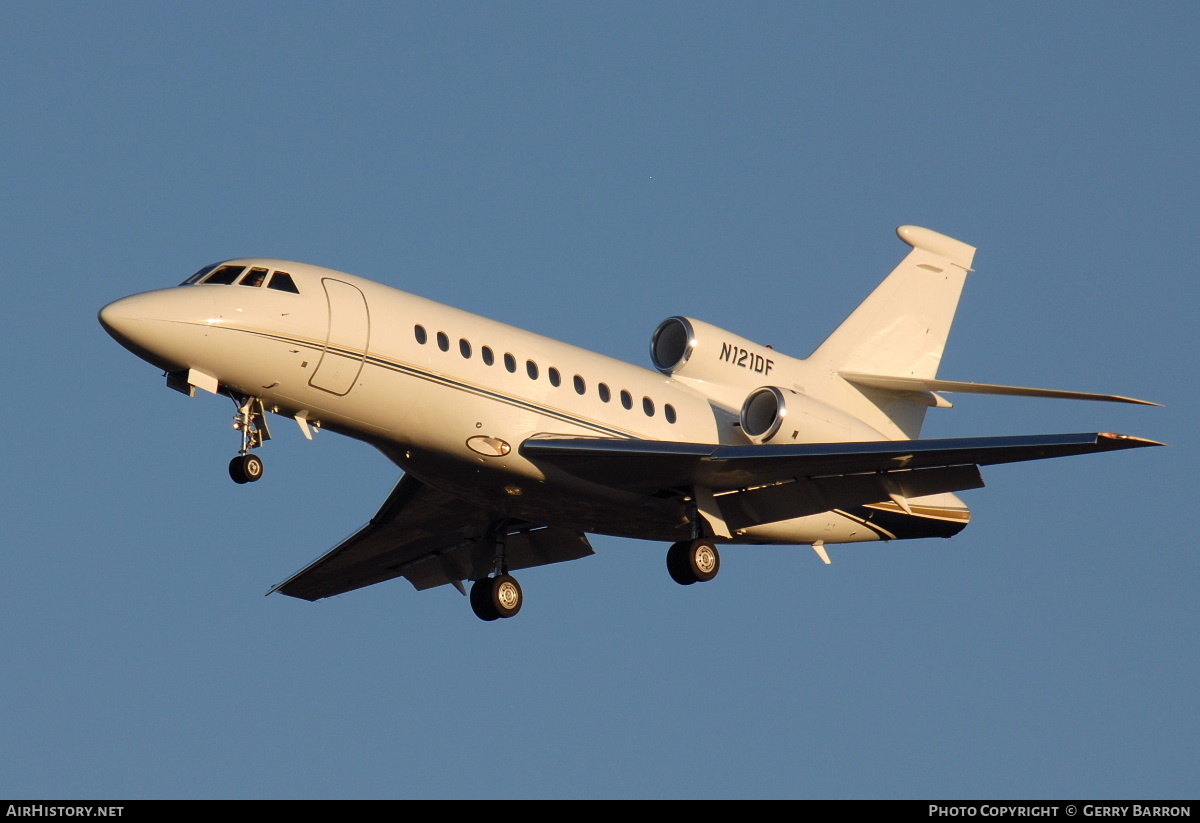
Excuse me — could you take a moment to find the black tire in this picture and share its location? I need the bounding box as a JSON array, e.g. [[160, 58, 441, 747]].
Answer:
[[666, 540, 697, 585], [229, 455, 249, 484], [470, 578, 500, 621], [228, 454, 264, 484], [491, 574, 523, 619]]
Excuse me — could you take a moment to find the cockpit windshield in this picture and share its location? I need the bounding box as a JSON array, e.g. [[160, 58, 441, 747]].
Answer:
[[239, 267, 269, 287], [180, 263, 220, 285], [267, 271, 299, 293], [181, 263, 301, 293], [203, 265, 245, 285]]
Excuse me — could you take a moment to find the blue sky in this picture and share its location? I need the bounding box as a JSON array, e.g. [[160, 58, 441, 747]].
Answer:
[[2, 3, 1196, 799]]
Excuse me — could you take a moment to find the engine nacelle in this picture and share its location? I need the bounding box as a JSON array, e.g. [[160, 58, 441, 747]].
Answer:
[[739, 386, 887, 445], [650, 316, 780, 385]]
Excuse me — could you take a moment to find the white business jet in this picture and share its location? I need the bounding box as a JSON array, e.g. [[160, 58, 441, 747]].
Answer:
[[99, 226, 1160, 620]]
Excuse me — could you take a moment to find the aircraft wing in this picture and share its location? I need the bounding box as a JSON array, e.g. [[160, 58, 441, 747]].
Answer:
[[271, 474, 594, 601], [521, 432, 1162, 495]]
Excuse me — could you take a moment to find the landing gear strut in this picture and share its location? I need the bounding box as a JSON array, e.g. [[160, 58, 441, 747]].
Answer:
[[667, 538, 721, 585], [469, 522, 524, 621], [228, 393, 271, 484]]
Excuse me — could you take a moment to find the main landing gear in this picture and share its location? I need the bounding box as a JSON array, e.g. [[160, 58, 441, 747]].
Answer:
[[666, 538, 721, 586], [470, 574, 523, 621], [227, 393, 271, 484], [469, 522, 524, 621]]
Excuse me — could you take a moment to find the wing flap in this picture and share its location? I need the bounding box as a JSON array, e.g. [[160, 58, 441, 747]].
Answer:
[[402, 527, 595, 591], [715, 464, 985, 531]]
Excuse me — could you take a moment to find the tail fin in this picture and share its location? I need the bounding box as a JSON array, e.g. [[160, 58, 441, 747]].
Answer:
[[809, 226, 976, 379]]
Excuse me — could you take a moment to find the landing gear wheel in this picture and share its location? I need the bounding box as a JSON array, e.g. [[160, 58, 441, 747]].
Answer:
[[228, 453, 264, 484], [667, 538, 720, 585], [469, 574, 523, 621]]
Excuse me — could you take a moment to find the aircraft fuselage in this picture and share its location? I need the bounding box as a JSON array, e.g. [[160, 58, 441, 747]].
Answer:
[[100, 259, 910, 546]]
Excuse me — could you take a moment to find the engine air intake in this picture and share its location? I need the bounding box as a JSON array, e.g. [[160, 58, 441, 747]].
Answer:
[[650, 317, 695, 374], [741, 386, 789, 443]]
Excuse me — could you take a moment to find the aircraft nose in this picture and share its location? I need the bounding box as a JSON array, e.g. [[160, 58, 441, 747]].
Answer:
[[99, 288, 213, 370], [98, 295, 144, 343]]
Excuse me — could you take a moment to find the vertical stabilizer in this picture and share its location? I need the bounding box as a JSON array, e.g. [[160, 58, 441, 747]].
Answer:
[[809, 226, 976, 380]]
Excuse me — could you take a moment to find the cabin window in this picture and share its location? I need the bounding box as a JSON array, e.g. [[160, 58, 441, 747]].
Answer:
[[504, 353, 517, 373], [182, 264, 219, 285], [437, 332, 449, 352], [620, 390, 633, 410], [665, 404, 677, 424], [239, 267, 269, 287], [267, 271, 300, 293], [573, 375, 586, 395], [548, 367, 561, 387], [526, 360, 539, 380], [203, 265, 245, 285], [598, 383, 611, 403], [459, 339, 472, 359], [642, 397, 654, 417], [482, 346, 494, 366], [414, 325, 427, 344]]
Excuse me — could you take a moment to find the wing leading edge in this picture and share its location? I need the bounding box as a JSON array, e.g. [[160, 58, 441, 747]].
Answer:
[[271, 474, 594, 601]]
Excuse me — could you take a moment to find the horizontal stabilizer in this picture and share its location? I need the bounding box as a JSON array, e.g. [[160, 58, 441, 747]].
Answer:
[[839, 372, 1159, 406]]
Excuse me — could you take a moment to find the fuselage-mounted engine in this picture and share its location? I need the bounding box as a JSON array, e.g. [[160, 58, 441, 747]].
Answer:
[[738, 384, 889, 444], [739, 386, 793, 444]]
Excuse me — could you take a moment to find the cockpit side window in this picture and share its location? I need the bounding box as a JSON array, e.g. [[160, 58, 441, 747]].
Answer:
[[267, 271, 300, 293], [239, 267, 269, 287], [181, 263, 220, 285], [202, 265, 245, 285]]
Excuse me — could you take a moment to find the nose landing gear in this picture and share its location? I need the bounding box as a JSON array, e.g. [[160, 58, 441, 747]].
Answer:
[[229, 452, 264, 484], [228, 393, 271, 484]]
